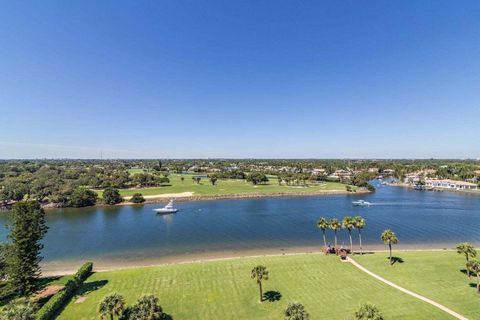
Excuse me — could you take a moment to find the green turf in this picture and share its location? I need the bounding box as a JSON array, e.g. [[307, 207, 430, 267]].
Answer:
[[57, 254, 451, 320], [354, 250, 480, 319], [95, 174, 356, 198]]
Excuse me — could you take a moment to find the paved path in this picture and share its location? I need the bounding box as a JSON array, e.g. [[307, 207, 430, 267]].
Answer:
[[348, 257, 469, 320]]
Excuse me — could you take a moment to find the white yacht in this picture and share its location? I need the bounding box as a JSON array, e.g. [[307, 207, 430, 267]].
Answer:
[[352, 200, 372, 206], [153, 200, 178, 214]]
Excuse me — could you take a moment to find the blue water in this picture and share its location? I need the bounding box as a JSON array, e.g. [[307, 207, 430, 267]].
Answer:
[[0, 184, 479, 268]]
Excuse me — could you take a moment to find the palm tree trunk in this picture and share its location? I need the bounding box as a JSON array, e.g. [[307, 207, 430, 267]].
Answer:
[[348, 231, 353, 253], [322, 231, 327, 249], [477, 274, 480, 293], [258, 281, 263, 302], [110, 314, 113, 320], [466, 255, 471, 279], [389, 243, 392, 265], [334, 230, 338, 248], [358, 230, 363, 255]]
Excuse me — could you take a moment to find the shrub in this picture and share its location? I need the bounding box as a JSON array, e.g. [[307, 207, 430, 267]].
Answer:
[[367, 184, 376, 192], [69, 187, 97, 207], [130, 193, 145, 204], [103, 188, 123, 205], [36, 262, 93, 320], [1, 297, 36, 320]]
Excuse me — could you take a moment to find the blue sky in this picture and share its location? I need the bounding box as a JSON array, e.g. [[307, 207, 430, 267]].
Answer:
[[1, 1, 479, 159]]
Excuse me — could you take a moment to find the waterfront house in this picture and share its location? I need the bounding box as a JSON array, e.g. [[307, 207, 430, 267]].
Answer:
[[425, 179, 478, 191]]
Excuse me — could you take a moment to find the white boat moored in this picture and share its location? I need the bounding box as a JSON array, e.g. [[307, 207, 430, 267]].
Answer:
[[352, 200, 372, 206], [153, 200, 179, 214]]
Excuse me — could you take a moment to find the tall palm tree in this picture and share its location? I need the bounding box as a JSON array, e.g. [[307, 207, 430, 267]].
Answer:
[[251, 265, 269, 303], [329, 218, 342, 248], [354, 302, 384, 320], [354, 216, 366, 254], [342, 216, 355, 253], [380, 229, 398, 265], [466, 259, 480, 293], [316, 217, 329, 249], [456, 242, 477, 278], [98, 292, 125, 320], [284, 302, 309, 320]]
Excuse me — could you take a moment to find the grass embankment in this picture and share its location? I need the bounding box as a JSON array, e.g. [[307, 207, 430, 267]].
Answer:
[[58, 254, 450, 320], [95, 173, 357, 198], [355, 250, 480, 319]]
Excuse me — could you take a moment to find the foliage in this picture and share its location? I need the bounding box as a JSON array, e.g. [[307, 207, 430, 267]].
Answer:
[[6, 201, 48, 295], [98, 293, 125, 320], [251, 265, 269, 302], [316, 217, 329, 248], [36, 262, 93, 320], [121, 295, 164, 320], [103, 188, 123, 205], [456, 242, 477, 278], [0, 297, 36, 320], [381, 229, 398, 265], [130, 193, 145, 204], [69, 187, 98, 207], [246, 172, 269, 185], [354, 303, 384, 320], [328, 218, 342, 247], [284, 302, 309, 320]]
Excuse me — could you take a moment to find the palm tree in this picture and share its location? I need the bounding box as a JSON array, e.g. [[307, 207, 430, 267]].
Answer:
[[284, 302, 309, 320], [329, 218, 342, 248], [354, 302, 384, 320], [380, 229, 398, 265], [251, 265, 269, 302], [466, 259, 480, 293], [342, 216, 355, 253], [124, 295, 164, 320], [316, 217, 329, 249], [456, 242, 477, 278], [354, 216, 366, 254], [98, 292, 125, 320]]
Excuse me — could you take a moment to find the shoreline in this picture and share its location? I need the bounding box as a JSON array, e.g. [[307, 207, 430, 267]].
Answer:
[[387, 182, 480, 195], [40, 244, 457, 277]]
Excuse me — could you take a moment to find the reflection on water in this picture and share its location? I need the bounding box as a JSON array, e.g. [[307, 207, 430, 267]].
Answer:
[[0, 184, 479, 265]]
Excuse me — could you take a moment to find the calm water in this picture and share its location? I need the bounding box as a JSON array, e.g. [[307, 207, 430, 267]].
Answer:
[[0, 184, 479, 269]]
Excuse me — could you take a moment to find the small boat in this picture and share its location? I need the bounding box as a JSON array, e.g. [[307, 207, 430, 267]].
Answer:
[[153, 200, 178, 214], [352, 200, 372, 206]]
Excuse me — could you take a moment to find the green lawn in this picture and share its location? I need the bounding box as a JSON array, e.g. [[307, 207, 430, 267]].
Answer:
[[355, 250, 480, 319], [58, 254, 451, 320], [95, 174, 356, 198]]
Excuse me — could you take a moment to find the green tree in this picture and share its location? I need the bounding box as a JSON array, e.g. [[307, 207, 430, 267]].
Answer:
[[103, 188, 123, 205], [354, 303, 384, 320], [180, 177, 185, 184], [251, 265, 269, 303], [209, 176, 218, 186], [0, 298, 36, 320], [354, 216, 366, 254], [69, 187, 98, 207], [0, 243, 11, 281], [456, 242, 477, 278], [466, 259, 480, 293], [246, 172, 269, 185], [122, 295, 164, 320], [316, 217, 329, 249], [130, 193, 145, 204], [284, 302, 309, 320], [98, 292, 125, 320], [7, 201, 48, 295], [328, 218, 342, 248], [380, 229, 398, 265], [342, 216, 355, 252]]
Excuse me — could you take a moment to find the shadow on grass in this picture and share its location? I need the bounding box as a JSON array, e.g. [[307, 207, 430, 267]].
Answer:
[[460, 269, 472, 277], [263, 290, 282, 302], [75, 279, 108, 296], [388, 256, 404, 265]]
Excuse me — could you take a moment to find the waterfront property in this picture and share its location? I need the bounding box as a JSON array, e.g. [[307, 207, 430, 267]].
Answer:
[[425, 179, 478, 191], [55, 253, 459, 320]]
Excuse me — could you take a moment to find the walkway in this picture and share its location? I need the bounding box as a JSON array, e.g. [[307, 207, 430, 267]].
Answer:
[[348, 257, 468, 320]]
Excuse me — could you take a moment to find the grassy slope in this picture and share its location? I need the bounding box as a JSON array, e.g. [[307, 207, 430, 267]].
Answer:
[[58, 254, 449, 320], [95, 174, 356, 198], [355, 250, 480, 319]]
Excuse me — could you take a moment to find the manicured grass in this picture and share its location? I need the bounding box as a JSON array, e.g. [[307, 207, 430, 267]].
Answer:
[[95, 174, 356, 198], [58, 254, 450, 320], [355, 250, 480, 319]]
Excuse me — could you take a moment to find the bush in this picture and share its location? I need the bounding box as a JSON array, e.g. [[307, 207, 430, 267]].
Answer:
[[130, 193, 145, 204], [367, 184, 376, 192], [103, 188, 123, 205], [69, 187, 97, 207], [36, 262, 93, 320]]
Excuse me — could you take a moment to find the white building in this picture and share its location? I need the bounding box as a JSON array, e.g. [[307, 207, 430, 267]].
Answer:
[[425, 179, 478, 191]]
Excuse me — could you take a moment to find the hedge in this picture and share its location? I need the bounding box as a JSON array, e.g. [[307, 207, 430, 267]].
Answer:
[[36, 262, 93, 320]]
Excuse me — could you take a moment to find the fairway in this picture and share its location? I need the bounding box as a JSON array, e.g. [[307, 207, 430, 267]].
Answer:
[[355, 250, 480, 319], [95, 173, 356, 198], [58, 254, 452, 320]]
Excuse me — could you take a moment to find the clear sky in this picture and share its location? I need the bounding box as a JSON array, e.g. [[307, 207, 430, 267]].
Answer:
[[1, 1, 479, 159]]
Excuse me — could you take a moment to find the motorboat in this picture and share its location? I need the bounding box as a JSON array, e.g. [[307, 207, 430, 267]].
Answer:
[[352, 200, 372, 206], [153, 200, 178, 214]]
